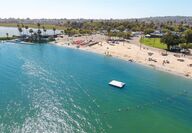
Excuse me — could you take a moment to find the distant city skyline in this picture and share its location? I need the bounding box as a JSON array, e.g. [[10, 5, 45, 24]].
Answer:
[[0, 0, 192, 19]]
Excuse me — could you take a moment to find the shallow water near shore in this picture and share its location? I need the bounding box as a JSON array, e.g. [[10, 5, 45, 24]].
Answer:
[[0, 42, 192, 133]]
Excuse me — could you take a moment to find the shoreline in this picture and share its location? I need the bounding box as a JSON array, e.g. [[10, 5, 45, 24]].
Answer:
[[50, 38, 192, 80]]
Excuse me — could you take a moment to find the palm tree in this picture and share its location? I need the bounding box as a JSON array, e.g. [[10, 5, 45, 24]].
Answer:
[[37, 29, 42, 42], [44, 29, 47, 35], [18, 27, 23, 36], [6, 33, 9, 39], [17, 24, 20, 28], [42, 26, 47, 35], [21, 23, 25, 34], [29, 29, 33, 36], [33, 33, 38, 42], [37, 23, 41, 30], [25, 26, 29, 35], [53, 27, 56, 36], [21, 23, 25, 28], [29, 29, 34, 42], [37, 29, 42, 35]]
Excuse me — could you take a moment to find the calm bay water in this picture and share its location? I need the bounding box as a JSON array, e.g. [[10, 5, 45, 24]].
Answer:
[[0, 27, 59, 37], [0, 42, 192, 133]]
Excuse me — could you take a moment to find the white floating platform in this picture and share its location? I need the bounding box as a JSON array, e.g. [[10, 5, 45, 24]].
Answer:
[[109, 80, 126, 88]]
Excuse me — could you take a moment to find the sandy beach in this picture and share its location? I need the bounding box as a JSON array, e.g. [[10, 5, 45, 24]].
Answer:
[[52, 34, 192, 79]]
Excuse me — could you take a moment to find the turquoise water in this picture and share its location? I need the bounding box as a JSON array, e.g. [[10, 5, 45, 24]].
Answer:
[[0, 42, 192, 133]]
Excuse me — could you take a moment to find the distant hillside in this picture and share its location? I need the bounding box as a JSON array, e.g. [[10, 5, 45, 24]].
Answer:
[[0, 16, 192, 25], [129, 16, 192, 24]]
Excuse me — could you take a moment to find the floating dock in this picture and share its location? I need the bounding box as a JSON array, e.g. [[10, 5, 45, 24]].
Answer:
[[109, 80, 125, 88]]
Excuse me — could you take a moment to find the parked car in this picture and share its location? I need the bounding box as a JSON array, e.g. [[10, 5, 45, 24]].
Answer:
[[180, 49, 191, 55], [170, 46, 181, 52]]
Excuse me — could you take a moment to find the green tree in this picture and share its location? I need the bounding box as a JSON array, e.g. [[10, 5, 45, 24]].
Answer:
[[161, 32, 181, 50], [162, 28, 169, 33], [123, 32, 131, 39], [184, 29, 192, 44], [117, 25, 125, 32], [144, 28, 154, 35]]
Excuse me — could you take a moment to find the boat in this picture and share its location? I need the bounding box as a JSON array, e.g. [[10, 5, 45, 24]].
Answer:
[[109, 80, 126, 88]]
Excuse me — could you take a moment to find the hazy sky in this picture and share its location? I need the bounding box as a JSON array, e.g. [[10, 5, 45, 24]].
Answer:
[[0, 0, 191, 19]]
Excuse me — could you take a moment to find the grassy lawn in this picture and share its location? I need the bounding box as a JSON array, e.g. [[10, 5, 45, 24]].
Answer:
[[140, 37, 167, 50]]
